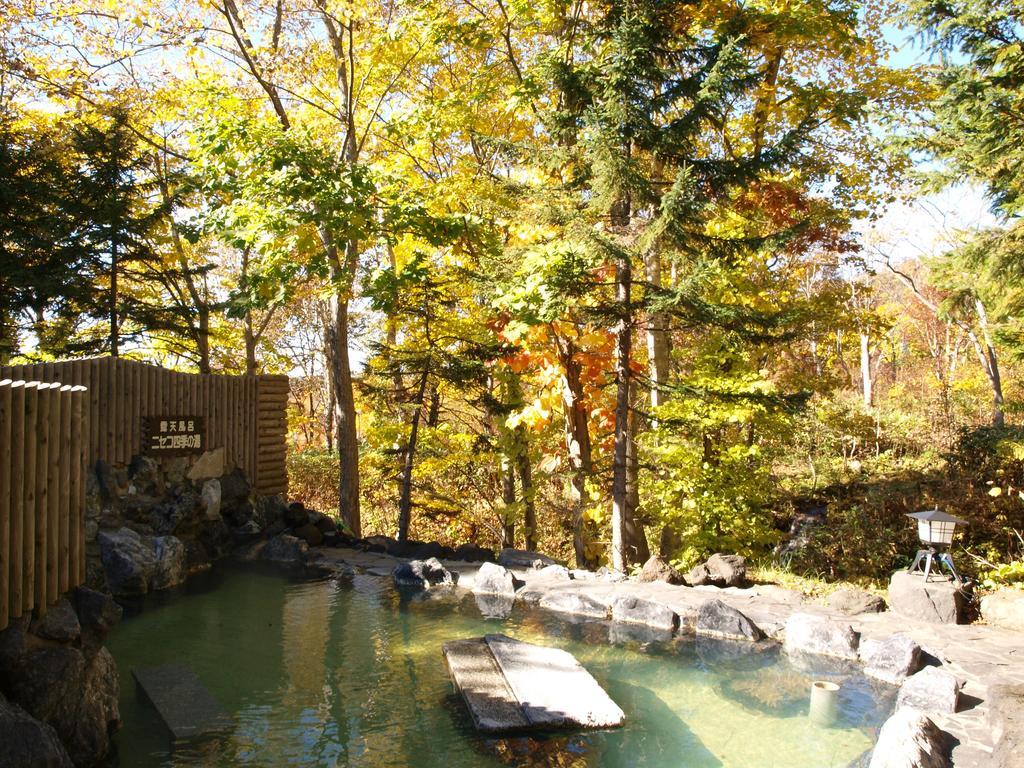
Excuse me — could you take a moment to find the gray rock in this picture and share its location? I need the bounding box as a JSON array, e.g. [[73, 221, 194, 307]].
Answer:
[[497, 548, 561, 569], [695, 599, 764, 641], [284, 502, 311, 529], [254, 494, 287, 530], [473, 562, 517, 597], [829, 587, 887, 615], [261, 534, 309, 565], [127, 455, 161, 496], [201, 479, 221, 519], [539, 589, 608, 619], [0, 693, 73, 768], [783, 613, 859, 660], [392, 558, 456, 589], [706, 553, 747, 587], [72, 588, 122, 651], [97, 527, 156, 596], [981, 589, 1024, 632], [29, 599, 80, 644], [453, 543, 495, 563], [897, 667, 960, 714], [888, 571, 970, 625], [151, 536, 186, 590], [0, 630, 120, 767], [596, 566, 627, 583], [686, 563, 712, 586], [868, 707, 951, 768], [860, 634, 923, 684], [536, 564, 572, 581], [218, 469, 250, 506], [293, 523, 324, 547], [610, 595, 678, 631], [636, 555, 684, 585], [187, 447, 225, 482], [990, 684, 1024, 768]]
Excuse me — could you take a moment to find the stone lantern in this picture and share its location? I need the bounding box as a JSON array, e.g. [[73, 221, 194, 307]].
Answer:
[[906, 509, 968, 583]]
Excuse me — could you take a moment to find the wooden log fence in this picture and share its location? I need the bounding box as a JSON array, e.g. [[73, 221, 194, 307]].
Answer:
[[0, 358, 289, 497], [0, 378, 87, 630], [0, 358, 290, 631]]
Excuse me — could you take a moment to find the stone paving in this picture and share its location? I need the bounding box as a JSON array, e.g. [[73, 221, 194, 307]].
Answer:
[[311, 546, 1023, 767]]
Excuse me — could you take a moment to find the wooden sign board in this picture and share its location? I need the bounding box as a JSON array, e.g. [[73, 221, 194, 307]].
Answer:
[[143, 416, 206, 455]]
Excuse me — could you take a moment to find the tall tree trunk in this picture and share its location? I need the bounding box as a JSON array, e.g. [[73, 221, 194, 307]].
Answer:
[[555, 334, 597, 569], [327, 287, 360, 536], [397, 366, 429, 541], [860, 331, 872, 408], [501, 458, 516, 548], [624, 407, 649, 564], [611, 246, 632, 573], [973, 299, 1005, 428], [110, 239, 119, 357], [516, 426, 537, 551]]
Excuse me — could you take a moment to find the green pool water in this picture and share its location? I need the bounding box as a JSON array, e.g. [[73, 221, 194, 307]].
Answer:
[[104, 564, 894, 767]]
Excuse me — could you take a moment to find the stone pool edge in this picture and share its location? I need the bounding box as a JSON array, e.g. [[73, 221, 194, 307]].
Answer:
[[306, 545, 1023, 768]]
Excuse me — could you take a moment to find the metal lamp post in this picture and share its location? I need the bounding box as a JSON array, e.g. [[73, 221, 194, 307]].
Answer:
[[906, 509, 968, 583]]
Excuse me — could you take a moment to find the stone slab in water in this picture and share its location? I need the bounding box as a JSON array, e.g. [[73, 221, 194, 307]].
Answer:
[[442, 638, 530, 733], [132, 664, 232, 741], [442, 634, 624, 733]]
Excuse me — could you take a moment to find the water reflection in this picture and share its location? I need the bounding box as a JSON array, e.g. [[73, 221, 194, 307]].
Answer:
[[104, 564, 894, 768]]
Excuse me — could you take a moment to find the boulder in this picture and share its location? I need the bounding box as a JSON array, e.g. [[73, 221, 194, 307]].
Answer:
[[314, 516, 337, 535], [897, 667, 960, 714], [868, 707, 951, 768], [686, 563, 712, 586], [29, 600, 80, 644], [980, 589, 1024, 632], [990, 684, 1024, 768], [186, 447, 225, 482], [254, 494, 287, 531], [860, 634, 923, 684], [611, 595, 678, 631], [200, 479, 221, 520], [636, 555, 684, 585], [596, 566, 627, 583], [284, 502, 311, 529], [293, 523, 324, 547], [888, 571, 970, 625], [0, 637, 120, 767], [127, 455, 161, 496], [497, 548, 561, 569], [706, 554, 747, 587], [72, 588, 122, 651], [536, 564, 572, 581], [453, 543, 496, 563], [151, 536, 186, 591], [783, 613, 859, 660], [218, 469, 250, 506], [97, 528, 156, 597], [393, 558, 456, 589], [539, 590, 608, 619], [0, 694, 73, 768], [829, 587, 887, 616], [260, 534, 309, 566], [695, 599, 764, 641], [473, 562, 517, 597]]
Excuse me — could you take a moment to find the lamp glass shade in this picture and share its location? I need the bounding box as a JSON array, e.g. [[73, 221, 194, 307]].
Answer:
[[918, 519, 957, 545]]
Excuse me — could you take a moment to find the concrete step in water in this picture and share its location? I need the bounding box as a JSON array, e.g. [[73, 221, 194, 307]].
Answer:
[[442, 634, 625, 733], [132, 663, 233, 741]]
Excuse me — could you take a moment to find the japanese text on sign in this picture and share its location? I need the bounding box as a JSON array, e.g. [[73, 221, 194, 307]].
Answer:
[[143, 416, 206, 455]]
